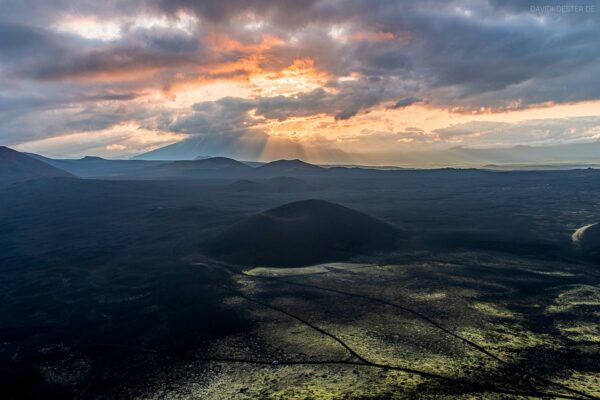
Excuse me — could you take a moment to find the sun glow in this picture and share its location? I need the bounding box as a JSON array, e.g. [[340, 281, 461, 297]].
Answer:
[[14, 122, 186, 158], [52, 12, 198, 41], [53, 17, 122, 41], [250, 58, 330, 97]]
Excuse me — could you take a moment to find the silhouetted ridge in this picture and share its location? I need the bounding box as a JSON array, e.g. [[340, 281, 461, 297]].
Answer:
[[196, 157, 248, 166], [163, 157, 250, 169], [206, 199, 403, 267], [80, 156, 106, 161], [133, 156, 252, 178], [255, 159, 324, 176], [0, 146, 75, 182]]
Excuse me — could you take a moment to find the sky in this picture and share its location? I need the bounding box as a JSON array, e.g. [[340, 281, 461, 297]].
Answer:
[[1, 0, 600, 163]]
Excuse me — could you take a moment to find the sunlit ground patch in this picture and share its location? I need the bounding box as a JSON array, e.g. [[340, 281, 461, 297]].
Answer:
[[266, 367, 425, 400], [471, 302, 521, 320], [556, 321, 600, 343], [409, 291, 448, 301], [149, 363, 426, 400], [546, 285, 600, 314], [245, 263, 372, 277], [556, 371, 600, 398], [319, 321, 484, 378], [520, 268, 576, 277], [458, 324, 560, 362], [257, 321, 351, 361], [140, 255, 597, 399]]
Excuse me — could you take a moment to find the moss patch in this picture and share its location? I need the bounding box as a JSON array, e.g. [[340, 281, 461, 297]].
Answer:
[[556, 321, 600, 343], [472, 302, 520, 320], [546, 285, 600, 314]]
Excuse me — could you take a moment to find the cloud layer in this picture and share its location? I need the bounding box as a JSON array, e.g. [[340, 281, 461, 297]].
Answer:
[[1, 0, 599, 159]]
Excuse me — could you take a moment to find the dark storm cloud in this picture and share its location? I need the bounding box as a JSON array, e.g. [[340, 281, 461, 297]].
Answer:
[[0, 22, 52, 54], [171, 97, 256, 135], [254, 80, 406, 121], [25, 46, 197, 81], [0, 0, 152, 25], [416, 12, 599, 96], [156, 0, 323, 28], [0, 19, 206, 82], [390, 97, 422, 109], [172, 76, 417, 134], [1, 0, 600, 147], [4, 0, 599, 96]]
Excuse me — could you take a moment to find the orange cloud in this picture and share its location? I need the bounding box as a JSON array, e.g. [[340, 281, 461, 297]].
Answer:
[[158, 33, 292, 95], [349, 30, 406, 43], [250, 58, 331, 97], [207, 32, 285, 53]]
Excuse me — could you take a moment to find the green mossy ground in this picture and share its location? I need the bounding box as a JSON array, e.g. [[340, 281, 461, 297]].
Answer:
[[140, 255, 600, 399]]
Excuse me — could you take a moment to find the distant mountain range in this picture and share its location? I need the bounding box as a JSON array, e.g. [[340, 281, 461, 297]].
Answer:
[[25, 153, 167, 178], [5, 142, 600, 185], [132, 135, 357, 164], [0, 146, 75, 183], [129, 157, 253, 178], [5, 146, 344, 181], [128, 158, 339, 179], [253, 159, 325, 177], [132, 137, 600, 168], [373, 141, 600, 168]]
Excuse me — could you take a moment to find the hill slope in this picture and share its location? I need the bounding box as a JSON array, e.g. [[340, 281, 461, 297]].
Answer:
[[26, 153, 168, 178], [206, 199, 403, 267], [131, 157, 253, 178], [0, 146, 75, 183], [254, 159, 325, 177]]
